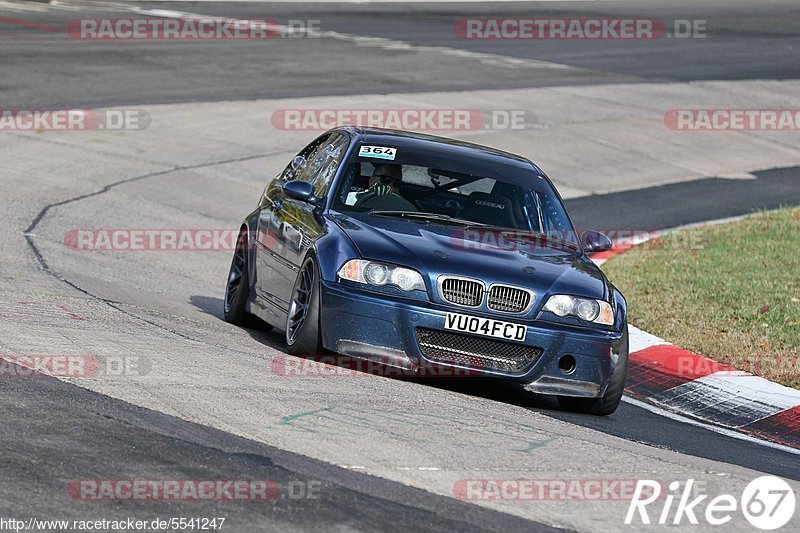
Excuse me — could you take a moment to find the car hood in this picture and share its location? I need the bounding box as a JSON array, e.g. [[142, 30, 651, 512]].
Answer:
[[331, 212, 608, 301]]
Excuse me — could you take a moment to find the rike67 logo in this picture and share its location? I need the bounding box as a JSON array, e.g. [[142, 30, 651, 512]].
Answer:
[[626, 476, 796, 530]]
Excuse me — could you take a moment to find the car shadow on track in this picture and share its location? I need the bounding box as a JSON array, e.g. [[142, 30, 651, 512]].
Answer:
[[411, 376, 563, 412], [189, 295, 226, 320], [190, 294, 287, 349]]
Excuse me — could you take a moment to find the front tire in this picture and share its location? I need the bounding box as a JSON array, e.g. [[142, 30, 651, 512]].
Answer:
[[286, 255, 323, 355], [224, 229, 271, 330], [557, 325, 628, 416]]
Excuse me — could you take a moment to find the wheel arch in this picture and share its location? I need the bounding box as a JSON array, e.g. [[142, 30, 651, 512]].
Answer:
[[240, 212, 259, 297], [312, 223, 360, 283]]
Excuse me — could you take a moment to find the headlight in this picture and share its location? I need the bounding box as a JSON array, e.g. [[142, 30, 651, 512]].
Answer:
[[338, 259, 426, 292], [543, 294, 614, 325]]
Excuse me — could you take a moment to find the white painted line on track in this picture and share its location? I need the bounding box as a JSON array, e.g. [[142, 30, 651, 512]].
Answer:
[[117, 4, 581, 71]]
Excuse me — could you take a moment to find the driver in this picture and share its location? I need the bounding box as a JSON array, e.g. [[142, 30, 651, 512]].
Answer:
[[354, 164, 417, 211]]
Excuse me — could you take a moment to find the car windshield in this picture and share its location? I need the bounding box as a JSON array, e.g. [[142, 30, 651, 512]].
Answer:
[[332, 142, 578, 245]]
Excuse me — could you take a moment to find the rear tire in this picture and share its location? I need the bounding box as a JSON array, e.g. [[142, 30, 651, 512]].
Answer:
[[557, 325, 628, 416], [224, 229, 272, 331], [286, 255, 323, 356]]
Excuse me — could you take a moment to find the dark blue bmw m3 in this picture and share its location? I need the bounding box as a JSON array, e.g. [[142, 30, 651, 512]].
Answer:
[[224, 127, 628, 415]]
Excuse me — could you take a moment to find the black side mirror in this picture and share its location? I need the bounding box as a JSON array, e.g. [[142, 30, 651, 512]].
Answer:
[[282, 180, 317, 204], [581, 230, 613, 253]]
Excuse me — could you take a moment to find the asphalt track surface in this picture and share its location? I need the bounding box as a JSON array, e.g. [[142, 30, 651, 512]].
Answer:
[[0, 0, 797, 107], [2, 1, 800, 531], [565, 166, 800, 231], [0, 373, 556, 532]]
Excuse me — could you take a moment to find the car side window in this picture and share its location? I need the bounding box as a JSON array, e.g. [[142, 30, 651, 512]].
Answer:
[[278, 134, 333, 183], [296, 133, 349, 197], [261, 134, 334, 207]]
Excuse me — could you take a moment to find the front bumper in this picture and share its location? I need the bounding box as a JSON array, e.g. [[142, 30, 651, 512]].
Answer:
[[319, 281, 625, 398]]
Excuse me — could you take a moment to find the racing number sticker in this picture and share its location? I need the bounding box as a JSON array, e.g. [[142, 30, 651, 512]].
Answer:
[[359, 145, 397, 160]]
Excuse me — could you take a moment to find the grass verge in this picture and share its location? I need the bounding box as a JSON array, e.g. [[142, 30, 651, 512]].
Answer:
[[602, 206, 800, 389]]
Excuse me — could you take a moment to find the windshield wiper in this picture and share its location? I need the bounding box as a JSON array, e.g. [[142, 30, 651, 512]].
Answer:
[[368, 210, 490, 228]]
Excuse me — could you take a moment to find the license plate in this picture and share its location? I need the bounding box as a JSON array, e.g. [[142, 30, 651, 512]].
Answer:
[[444, 313, 527, 342]]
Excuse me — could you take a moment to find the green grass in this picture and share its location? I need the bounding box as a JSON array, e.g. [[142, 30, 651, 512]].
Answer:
[[602, 207, 800, 388]]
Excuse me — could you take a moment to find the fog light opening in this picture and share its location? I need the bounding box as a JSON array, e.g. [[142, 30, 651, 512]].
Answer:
[[558, 355, 576, 374]]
